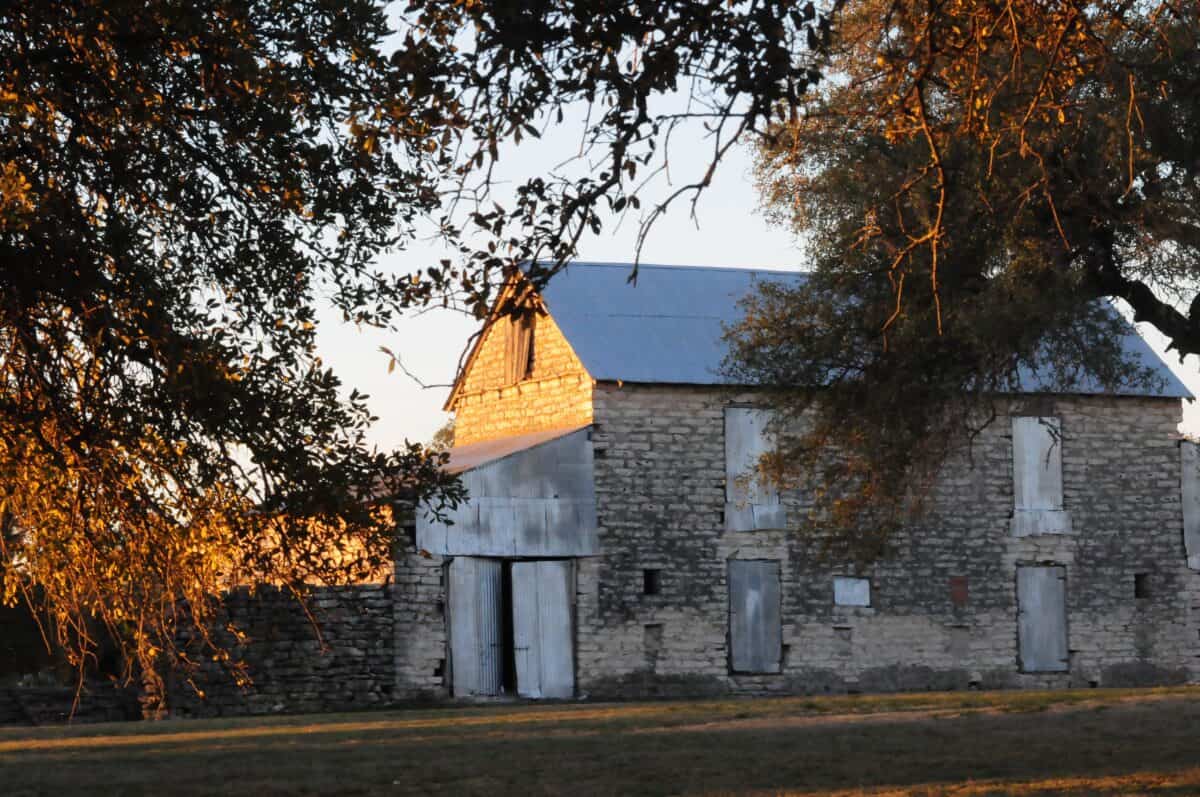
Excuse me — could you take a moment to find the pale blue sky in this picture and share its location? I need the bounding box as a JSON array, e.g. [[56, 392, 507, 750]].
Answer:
[[315, 116, 815, 450], [314, 134, 1200, 452]]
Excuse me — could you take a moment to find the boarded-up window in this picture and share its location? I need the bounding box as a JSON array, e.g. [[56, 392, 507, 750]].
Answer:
[[949, 576, 969, 607], [724, 408, 786, 531], [504, 313, 536, 384], [833, 576, 871, 607], [1017, 565, 1069, 672], [1180, 441, 1200, 570], [1010, 417, 1072, 536], [728, 560, 782, 673]]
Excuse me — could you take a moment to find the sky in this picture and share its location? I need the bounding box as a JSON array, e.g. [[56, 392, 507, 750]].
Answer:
[[313, 133, 1200, 453], [313, 113, 814, 451]]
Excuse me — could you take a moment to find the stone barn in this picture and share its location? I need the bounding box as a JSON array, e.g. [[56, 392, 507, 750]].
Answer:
[[400, 261, 1200, 701], [107, 260, 1200, 720]]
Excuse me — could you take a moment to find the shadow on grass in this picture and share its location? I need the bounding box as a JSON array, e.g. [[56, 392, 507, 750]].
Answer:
[[1, 694, 1198, 795]]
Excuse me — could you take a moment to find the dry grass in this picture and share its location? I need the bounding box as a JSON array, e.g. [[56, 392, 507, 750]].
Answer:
[[1, 686, 1199, 795]]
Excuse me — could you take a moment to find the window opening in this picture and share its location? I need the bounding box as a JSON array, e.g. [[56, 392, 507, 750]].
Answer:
[[505, 313, 536, 384], [833, 576, 871, 607], [724, 407, 785, 531], [1011, 416, 1071, 536], [643, 569, 662, 595]]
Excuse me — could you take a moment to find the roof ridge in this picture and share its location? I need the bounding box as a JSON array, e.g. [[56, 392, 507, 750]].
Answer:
[[560, 260, 804, 276]]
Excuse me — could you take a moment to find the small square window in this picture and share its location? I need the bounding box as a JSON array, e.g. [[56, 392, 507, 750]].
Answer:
[[643, 569, 662, 596], [1134, 573, 1150, 599], [833, 576, 871, 607]]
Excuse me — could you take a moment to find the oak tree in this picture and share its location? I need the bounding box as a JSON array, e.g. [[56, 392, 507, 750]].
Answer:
[[726, 0, 1200, 556], [0, 0, 469, 694], [0, 0, 841, 697]]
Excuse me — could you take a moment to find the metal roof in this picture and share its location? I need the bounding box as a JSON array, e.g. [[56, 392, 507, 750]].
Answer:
[[443, 425, 589, 474], [539, 261, 1192, 399]]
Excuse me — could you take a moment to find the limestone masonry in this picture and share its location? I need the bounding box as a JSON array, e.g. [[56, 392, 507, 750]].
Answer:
[[150, 263, 1200, 718]]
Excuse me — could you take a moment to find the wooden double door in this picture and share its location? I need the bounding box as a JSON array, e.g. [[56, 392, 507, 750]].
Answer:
[[447, 557, 575, 699]]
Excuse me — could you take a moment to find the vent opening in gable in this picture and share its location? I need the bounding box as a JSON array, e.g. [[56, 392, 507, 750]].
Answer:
[[505, 313, 536, 384]]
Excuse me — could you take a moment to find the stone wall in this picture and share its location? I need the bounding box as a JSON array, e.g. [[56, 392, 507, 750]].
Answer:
[[452, 311, 593, 445], [393, 541, 450, 701], [0, 685, 139, 726], [579, 383, 1200, 698], [167, 584, 396, 717]]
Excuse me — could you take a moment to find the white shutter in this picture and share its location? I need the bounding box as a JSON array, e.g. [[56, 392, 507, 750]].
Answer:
[[833, 576, 871, 607], [1181, 442, 1200, 570], [1011, 417, 1072, 536], [725, 408, 785, 531]]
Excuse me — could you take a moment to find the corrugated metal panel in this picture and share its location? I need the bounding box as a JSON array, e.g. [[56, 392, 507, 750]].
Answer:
[[447, 557, 504, 696], [417, 427, 599, 557], [537, 261, 1190, 398], [724, 408, 785, 532], [1182, 442, 1200, 570], [1017, 565, 1069, 673], [833, 576, 871, 607], [512, 560, 575, 699], [511, 561, 540, 698], [728, 560, 782, 674], [1011, 417, 1072, 537], [443, 426, 591, 474]]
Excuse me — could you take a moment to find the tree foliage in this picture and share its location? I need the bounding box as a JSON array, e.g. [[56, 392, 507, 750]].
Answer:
[[0, 0, 842, 695], [726, 0, 1200, 557], [0, 0, 469, 692], [401, 0, 845, 311], [17, 0, 1184, 691]]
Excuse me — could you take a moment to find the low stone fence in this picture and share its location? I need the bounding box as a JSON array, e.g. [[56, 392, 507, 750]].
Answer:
[[166, 584, 396, 718], [0, 685, 139, 726]]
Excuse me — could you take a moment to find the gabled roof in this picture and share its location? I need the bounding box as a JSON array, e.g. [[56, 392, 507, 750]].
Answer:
[[541, 262, 795, 386], [538, 261, 1191, 399]]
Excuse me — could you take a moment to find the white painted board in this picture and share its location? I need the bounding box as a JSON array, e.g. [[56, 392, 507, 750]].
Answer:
[[728, 560, 782, 673], [1017, 565, 1069, 673], [1011, 417, 1071, 536], [725, 408, 785, 531], [512, 560, 575, 699], [1181, 442, 1200, 570], [833, 576, 871, 607], [447, 557, 504, 696]]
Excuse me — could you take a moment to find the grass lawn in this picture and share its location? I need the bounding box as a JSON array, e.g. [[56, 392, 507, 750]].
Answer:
[[1, 686, 1199, 796]]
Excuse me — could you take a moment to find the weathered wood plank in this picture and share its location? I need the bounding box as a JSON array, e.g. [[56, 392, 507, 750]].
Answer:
[[1017, 565, 1069, 673], [728, 560, 781, 674], [512, 560, 575, 699], [1181, 441, 1200, 570], [1011, 417, 1072, 536], [448, 557, 504, 696], [724, 408, 785, 532]]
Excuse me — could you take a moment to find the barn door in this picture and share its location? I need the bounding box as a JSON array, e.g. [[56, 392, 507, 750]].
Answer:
[[728, 560, 782, 673], [1017, 565, 1069, 672], [511, 560, 575, 699], [448, 557, 504, 696]]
